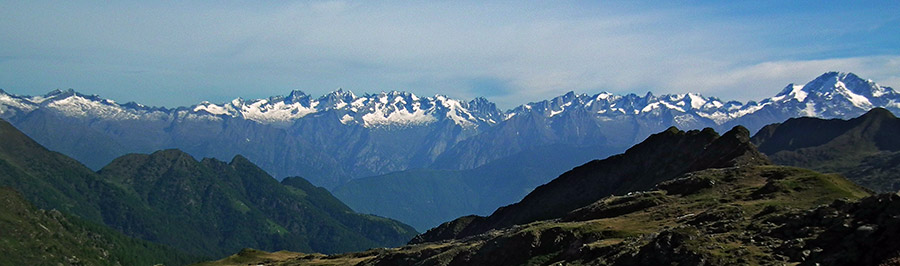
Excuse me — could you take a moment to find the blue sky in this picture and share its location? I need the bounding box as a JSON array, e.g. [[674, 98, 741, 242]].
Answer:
[[1, 1, 898, 109]]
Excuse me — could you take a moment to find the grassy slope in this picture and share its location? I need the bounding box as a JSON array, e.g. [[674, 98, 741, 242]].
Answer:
[[196, 165, 873, 265], [0, 118, 200, 265]]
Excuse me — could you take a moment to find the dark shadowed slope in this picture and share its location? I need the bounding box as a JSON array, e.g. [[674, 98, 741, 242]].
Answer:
[[752, 108, 900, 192], [413, 125, 769, 243]]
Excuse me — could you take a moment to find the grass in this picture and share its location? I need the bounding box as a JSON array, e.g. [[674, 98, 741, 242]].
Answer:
[[197, 165, 874, 265], [193, 248, 307, 266]]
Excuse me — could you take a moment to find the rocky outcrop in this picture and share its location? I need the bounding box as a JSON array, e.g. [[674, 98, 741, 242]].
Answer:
[[764, 193, 900, 265]]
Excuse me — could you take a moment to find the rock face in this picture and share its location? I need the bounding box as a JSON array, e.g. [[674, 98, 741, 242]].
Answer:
[[767, 193, 900, 265], [752, 108, 900, 192], [413, 125, 769, 243]]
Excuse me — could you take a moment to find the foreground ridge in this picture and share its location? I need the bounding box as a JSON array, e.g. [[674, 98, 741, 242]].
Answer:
[[200, 165, 888, 265]]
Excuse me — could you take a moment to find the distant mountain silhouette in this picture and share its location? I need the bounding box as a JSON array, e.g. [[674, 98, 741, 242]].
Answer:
[[752, 108, 900, 192]]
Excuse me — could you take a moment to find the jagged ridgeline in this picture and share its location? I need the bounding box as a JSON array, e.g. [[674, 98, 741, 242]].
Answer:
[[0, 118, 416, 261], [200, 125, 900, 266], [0, 72, 896, 190]]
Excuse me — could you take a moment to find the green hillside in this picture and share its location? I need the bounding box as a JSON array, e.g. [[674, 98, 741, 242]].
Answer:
[[0, 118, 416, 260], [0, 187, 197, 265], [98, 150, 417, 256]]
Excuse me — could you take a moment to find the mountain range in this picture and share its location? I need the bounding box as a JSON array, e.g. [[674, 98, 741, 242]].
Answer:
[[338, 72, 900, 230], [1, 72, 896, 191], [4, 95, 900, 265]]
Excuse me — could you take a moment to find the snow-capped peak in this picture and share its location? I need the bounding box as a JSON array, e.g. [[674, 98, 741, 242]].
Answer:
[[2, 71, 897, 131], [357, 91, 436, 127], [1, 89, 171, 120], [772, 84, 808, 103], [497, 72, 898, 127], [285, 90, 310, 103], [318, 89, 356, 110], [0, 89, 39, 116], [509, 90, 716, 118], [183, 89, 499, 128], [799, 72, 894, 98], [778, 72, 900, 113]]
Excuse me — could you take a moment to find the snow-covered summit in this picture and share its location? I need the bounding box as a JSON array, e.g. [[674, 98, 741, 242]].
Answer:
[[185, 89, 506, 128], [503, 72, 899, 126], [2, 72, 897, 129], [0, 88, 503, 128], [0, 89, 170, 120], [752, 71, 899, 118]]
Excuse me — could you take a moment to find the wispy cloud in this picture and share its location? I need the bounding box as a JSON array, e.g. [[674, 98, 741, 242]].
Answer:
[[664, 56, 900, 99], [0, 1, 897, 108]]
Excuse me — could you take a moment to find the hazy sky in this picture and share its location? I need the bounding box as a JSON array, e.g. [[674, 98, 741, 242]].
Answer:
[[1, 1, 898, 109]]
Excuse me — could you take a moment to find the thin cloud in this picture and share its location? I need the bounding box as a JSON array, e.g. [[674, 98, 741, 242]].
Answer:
[[663, 56, 900, 101], [0, 1, 897, 109]]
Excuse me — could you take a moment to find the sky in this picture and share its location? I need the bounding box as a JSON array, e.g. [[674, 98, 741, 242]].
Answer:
[[1, 1, 898, 109]]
